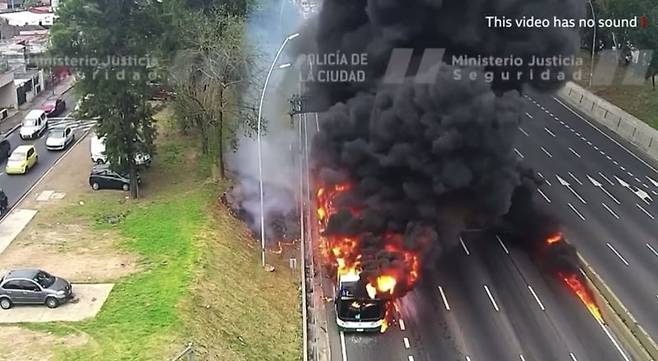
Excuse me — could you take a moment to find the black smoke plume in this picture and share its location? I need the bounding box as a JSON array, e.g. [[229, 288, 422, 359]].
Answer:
[[305, 0, 586, 296]]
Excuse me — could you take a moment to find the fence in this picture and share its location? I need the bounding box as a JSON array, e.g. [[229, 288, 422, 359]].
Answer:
[[557, 81, 658, 163]]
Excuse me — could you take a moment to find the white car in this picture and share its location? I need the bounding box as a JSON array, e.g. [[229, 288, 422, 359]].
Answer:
[[45, 125, 75, 151], [90, 132, 151, 167], [19, 110, 48, 140]]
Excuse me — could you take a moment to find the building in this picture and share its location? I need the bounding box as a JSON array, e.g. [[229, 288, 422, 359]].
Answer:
[[0, 8, 54, 27]]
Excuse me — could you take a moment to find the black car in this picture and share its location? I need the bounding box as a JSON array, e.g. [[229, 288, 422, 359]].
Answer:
[[0, 137, 9, 161], [89, 165, 140, 191]]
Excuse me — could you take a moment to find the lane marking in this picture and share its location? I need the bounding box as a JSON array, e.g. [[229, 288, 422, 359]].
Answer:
[[518, 127, 529, 137], [575, 132, 581, 136], [553, 96, 658, 175], [340, 331, 348, 361], [636, 203, 655, 219], [538, 171, 551, 186], [483, 285, 500, 312], [466, 357, 472, 361], [568, 203, 586, 221], [598, 172, 614, 186], [438, 286, 451, 311], [568, 147, 581, 158], [647, 176, 658, 187], [460, 237, 471, 256], [599, 321, 632, 361], [528, 285, 546, 311], [557, 174, 587, 204], [613, 160, 619, 165], [568, 172, 583, 185], [540, 146, 553, 158], [620, 166, 626, 171], [560, 120, 565, 125], [399, 319, 406, 331], [580, 136, 586, 141], [513, 148, 524, 159], [569, 353, 578, 361], [646, 243, 658, 257], [602, 203, 620, 219], [587, 141, 592, 145], [525, 112, 533, 119], [544, 127, 556, 137], [634, 177, 641, 183], [537, 188, 551, 203], [520, 355, 526, 361], [606, 155, 612, 160], [594, 145, 599, 151], [496, 235, 510, 254], [403, 337, 410, 349], [408, 356, 415, 361], [606, 243, 630, 266]]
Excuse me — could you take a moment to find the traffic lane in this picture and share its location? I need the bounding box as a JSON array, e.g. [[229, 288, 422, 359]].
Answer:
[[343, 325, 419, 361], [504, 238, 630, 361], [432, 245, 525, 361], [466, 233, 573, 361], [543, 187, 658, 340], [525, 90, 658, 187]]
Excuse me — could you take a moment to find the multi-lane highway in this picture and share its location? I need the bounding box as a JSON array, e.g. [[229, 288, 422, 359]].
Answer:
[[0, 90, 92, 213]]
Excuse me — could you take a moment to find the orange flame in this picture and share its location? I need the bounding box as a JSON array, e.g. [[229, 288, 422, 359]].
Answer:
[[560, 272, 603, 322], [546, 233, 562, 245]]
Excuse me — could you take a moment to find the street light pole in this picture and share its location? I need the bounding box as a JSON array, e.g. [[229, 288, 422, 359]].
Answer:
[[587, 0, 597, 88], [257, 32, 300, 268]]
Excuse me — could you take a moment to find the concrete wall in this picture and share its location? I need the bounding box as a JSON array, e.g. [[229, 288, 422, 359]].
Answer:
[[557, 81, 658, 163], [0, 80, 15, 108]]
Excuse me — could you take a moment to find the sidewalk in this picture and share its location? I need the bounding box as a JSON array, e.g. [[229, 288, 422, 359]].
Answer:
[[0, 76, 76, 135]]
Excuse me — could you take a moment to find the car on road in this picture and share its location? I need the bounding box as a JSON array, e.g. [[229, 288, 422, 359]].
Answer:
[[46, 125, 76, 151], [40, 97, 66, 117], [19, 109, 48, 140], [0, 135, 9, 161], [89, 164, 140, 191], [0, 269, 73, 309], [5, 145, 38, 175]]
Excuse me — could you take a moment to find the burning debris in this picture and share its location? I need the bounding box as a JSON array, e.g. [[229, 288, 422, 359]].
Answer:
[[298, 0, 599, 328]]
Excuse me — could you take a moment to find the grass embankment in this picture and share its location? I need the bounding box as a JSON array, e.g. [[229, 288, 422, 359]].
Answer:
[[573, 50, 658, 129], [29, 109, 300, 361]]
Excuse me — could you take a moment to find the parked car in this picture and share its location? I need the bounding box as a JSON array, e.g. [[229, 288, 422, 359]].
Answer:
[[89, 164, 140, 191], [0, 135, 9, 161], [0, 269, 73, 309], [19, 110, 48, 140], [90, 132, 151, 167], [46, 125, 75, 151], [41, 98, 66, 117], [5, 145, 38, 175]]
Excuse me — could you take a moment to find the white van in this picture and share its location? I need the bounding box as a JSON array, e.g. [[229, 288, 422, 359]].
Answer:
[[20, 110, 48, 140], [90, 132, 152, 167]]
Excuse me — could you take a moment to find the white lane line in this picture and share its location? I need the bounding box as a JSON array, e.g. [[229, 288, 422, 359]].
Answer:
[[606, 243, 630, 266], [518, 127, 529, 136], [602, 203, 620, 219], [575, 132, 581, 136], [399, 319, 406, 331], [565, 123, 571, 129], [568, 203, 586, 221], [340, 331, 348, 361], [568, 147, 581, 158], [483, 285, 500, 312], [460, 237, 471, 256], [513, 148, 525, 159], [587, 141, 592, 145], [646, 243, 658, 257], [580, 136, 586, 141], [538, 171, 552, 186], [569, 352, 578, 361], [520, 355, 526, 361], [408, 356, 415, 361], [537, 188, 551, 203], [647, 176, 658, 187], [553, 96, 658, 174], [643, 183, 649, 189], [544, 127, 556, 137], [438, 286, 451, 311], [620, 166, 626, 171], [466, 357, 472, 361], [635, 177, 642, 183], [403, 337, 410, 349], [559, 120, 565, 125], [598, 172, 614, 186], [540, 146, 553, 158], [568, 172, 583, 185], [496, 235, 510, 254], [594, 145, 599, 151], [527, 285, 546, 311], [636, 203, 655, 219], [525, 112, 533, 119], [613, 160, 619, 165], [598, 321, 632, 361], [653, 190, 658, 196], [606, 155, 612, 160]]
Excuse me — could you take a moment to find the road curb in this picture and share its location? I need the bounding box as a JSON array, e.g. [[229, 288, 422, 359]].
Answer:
[[576, 252, 657, 361]]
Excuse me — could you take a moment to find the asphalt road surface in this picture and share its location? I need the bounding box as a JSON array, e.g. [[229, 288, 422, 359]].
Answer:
[[0, 91, 94, 213], [516, 88, 658, 342]]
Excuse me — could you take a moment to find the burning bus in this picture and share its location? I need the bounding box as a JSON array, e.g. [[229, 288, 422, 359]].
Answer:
[[334, 272, 386, 332]]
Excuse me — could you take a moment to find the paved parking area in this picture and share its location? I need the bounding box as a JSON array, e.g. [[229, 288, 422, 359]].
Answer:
[[0, 283, 113, 323]]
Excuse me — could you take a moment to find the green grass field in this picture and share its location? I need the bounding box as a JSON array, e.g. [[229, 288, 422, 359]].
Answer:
[[28, 110, 300, 361]]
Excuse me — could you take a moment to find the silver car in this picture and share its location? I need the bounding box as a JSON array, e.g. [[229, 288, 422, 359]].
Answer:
[[46, 125, 75, 151], [0, 269, 73, 309]]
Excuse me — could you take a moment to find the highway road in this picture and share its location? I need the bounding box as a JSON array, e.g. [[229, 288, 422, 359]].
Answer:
[[299, 105, 633, 361], [515, 88, 658, 342], [0, 91, 94, 213]]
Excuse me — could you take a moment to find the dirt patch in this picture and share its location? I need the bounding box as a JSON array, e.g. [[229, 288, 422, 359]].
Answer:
[[0, 326, 90, 361]]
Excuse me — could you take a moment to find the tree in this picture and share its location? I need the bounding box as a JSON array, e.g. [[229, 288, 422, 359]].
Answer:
[[169, 9, 260, 178], [49, 0, 161, 198]]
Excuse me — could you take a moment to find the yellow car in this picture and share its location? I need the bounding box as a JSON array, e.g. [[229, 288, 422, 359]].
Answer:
[[6, 145, 38, 175]]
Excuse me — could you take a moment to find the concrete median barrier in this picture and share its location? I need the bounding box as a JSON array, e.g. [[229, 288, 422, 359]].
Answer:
[[577, 252, 657, 361]]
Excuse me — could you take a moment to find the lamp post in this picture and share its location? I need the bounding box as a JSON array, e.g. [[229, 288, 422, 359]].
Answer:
[[257, 32, 300, 268], [587, 0, 597, 88]]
